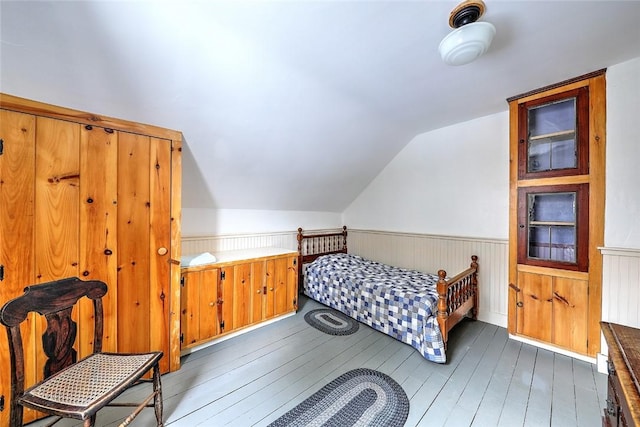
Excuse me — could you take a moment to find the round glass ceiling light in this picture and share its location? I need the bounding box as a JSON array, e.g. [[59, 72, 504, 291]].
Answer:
[[438, 0, 495, 66], [439, 21, 496, 66]]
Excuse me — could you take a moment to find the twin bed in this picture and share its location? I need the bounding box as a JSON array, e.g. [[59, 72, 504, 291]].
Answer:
[[297, 226, 478, 363]]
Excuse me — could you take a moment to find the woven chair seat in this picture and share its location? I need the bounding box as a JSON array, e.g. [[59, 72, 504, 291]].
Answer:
[[20, 352, 163, 420]]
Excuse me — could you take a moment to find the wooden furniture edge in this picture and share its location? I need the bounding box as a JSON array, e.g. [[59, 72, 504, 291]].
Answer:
[[601, 322, 640, 426], [0, 93, 183, 141]]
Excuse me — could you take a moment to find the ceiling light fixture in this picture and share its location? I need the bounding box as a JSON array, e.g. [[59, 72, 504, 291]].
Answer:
[[438, 0, 496, 66]]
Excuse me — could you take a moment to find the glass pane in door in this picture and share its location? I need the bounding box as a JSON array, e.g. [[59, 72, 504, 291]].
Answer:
[[527, 192, 577, 263], [527, 98, 577, 173]]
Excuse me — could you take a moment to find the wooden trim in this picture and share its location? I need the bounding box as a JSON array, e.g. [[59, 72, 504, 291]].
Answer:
[[516, 175, 589, 188], [508, 100, 519, 334], [516, 264, 589, 280], [169, 137, 183, 372], [0, 93, 183, 142], [587, 73, 606, 357], [506, 69, 606, 102]]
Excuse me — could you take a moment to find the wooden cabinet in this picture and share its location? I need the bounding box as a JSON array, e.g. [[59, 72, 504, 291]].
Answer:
[[0, 94, 182, 425], [180, 249, 298, 350], [601, 322, 640, 427], [507, 71, 605, 357]]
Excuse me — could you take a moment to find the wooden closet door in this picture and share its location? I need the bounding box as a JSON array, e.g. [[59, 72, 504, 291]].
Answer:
[[0, 109, 36, 426], [117, 133, 173, 371], [79, 125, 118, 356]]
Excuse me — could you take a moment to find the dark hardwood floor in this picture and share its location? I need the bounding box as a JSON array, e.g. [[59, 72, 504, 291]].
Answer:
[[28, 296, 606, 427]]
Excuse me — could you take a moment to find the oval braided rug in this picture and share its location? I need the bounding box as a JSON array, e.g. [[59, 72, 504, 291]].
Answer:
[[268, 368, 409, 427], [304, 308, 359, 336]]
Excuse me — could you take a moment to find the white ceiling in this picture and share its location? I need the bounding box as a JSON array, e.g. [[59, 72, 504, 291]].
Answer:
[[2, 1, 640, 212]]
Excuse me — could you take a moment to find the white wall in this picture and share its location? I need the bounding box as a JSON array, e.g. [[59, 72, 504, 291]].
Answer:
[[604, 56, 640, 249], [181, 207, 342, 236], [343, 112, 509, 239]]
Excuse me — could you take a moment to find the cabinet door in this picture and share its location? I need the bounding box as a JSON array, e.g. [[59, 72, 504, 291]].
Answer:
[[221, 266, 234, 333], [199, 268, 220, 342], [181, 271, 201, 347], [515, 271, 553, 342], [250, 260, 265, 323], [518, 87, 589, 180], [552, 277, 588, 353], [232, 263, 252, 330], [286, 256, 298, 312]]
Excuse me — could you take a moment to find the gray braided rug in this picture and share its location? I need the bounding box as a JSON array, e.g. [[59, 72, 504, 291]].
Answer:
[[304, 308, 359, 336], [268, 368, 409, 427]]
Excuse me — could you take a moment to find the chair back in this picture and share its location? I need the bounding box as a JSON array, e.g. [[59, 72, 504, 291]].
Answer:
[[0, 277, 108, 401]]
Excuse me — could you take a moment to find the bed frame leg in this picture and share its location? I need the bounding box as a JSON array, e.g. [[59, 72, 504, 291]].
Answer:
[[436, 269, 449, 347]]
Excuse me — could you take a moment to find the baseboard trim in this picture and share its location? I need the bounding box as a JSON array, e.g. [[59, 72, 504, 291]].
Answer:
[[509, 334, 597, 364]]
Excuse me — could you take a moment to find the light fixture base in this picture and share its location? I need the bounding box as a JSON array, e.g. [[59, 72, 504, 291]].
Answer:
[[449, 0, 487, 28]]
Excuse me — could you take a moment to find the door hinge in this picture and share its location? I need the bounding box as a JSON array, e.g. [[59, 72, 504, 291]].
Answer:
[[220, 320, 225, 331], [0, 265, 4, 281], [180, 333, 184, 343], [0, 395, 4, 412], [0, 139, 4, 156], [220, 271, 226, 280], [180, 276, 185, 287]]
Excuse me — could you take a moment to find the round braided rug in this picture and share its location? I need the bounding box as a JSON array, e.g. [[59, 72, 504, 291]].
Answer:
[[304, 308, 359, 336], [268, 368, 409, 427]]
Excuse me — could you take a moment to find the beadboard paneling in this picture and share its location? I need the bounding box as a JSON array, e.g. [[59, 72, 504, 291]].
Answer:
[[182, 228, 509, 328], [601, 247, 640, 328], [348, 229, 509, 327], [182, 232, 299, 255]]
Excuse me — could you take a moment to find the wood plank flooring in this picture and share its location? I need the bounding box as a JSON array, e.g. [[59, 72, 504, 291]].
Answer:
[[28, 296, 607, 427]]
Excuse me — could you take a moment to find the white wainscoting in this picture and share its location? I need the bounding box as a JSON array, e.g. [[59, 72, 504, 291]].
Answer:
[[347, 230, 509, 328], [601, 247, 640, 328], [182, 228, 510, 329]]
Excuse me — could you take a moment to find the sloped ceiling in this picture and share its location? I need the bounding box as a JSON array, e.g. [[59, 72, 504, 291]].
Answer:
[[2, 1, 640, 213]]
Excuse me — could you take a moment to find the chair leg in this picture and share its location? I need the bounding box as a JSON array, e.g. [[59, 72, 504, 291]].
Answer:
[[153, 363, 163, 426]]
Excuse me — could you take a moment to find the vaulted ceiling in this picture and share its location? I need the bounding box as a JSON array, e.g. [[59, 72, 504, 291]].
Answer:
[[2, 1, 640, 213]]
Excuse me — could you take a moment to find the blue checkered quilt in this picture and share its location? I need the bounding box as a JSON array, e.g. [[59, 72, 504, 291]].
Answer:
[[304, 253, 446, 363]]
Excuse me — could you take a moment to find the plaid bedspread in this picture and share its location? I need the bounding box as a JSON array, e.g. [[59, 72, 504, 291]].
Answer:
[[304, 253, 446, 363]]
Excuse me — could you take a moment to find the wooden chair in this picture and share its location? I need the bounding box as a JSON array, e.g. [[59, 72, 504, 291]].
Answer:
[[0, 277, 163, 427]]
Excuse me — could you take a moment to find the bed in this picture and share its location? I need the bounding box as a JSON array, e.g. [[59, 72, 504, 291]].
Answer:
[[297, 226, 478, 363]]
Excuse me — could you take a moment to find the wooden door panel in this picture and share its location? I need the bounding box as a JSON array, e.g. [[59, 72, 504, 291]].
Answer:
[[149, 137, 172, 372], [180, 271, 200, 346], [117, 132, 150, 354], [199, 268, 219, 340], [221, 266, 234, 332], [250, 260, 265, 323], [265, 259, 275, 318], [0, 109, 37, 425], [233, 263, 252, 329], [552, 277, 588, 353], [516, 271, 552, 342], [35, 117, 80, 281], [79, 125, 118, 356], [286, 256, 298, 312], [273, 257, 288, 316]]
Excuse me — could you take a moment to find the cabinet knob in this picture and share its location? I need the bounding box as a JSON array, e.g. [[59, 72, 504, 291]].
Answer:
[[256, 289, 261, 294], [209, 302, 214, 307], [157, 247, 168, 256], [516, 301, 523, 307], [270, 287, 274, 291]]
